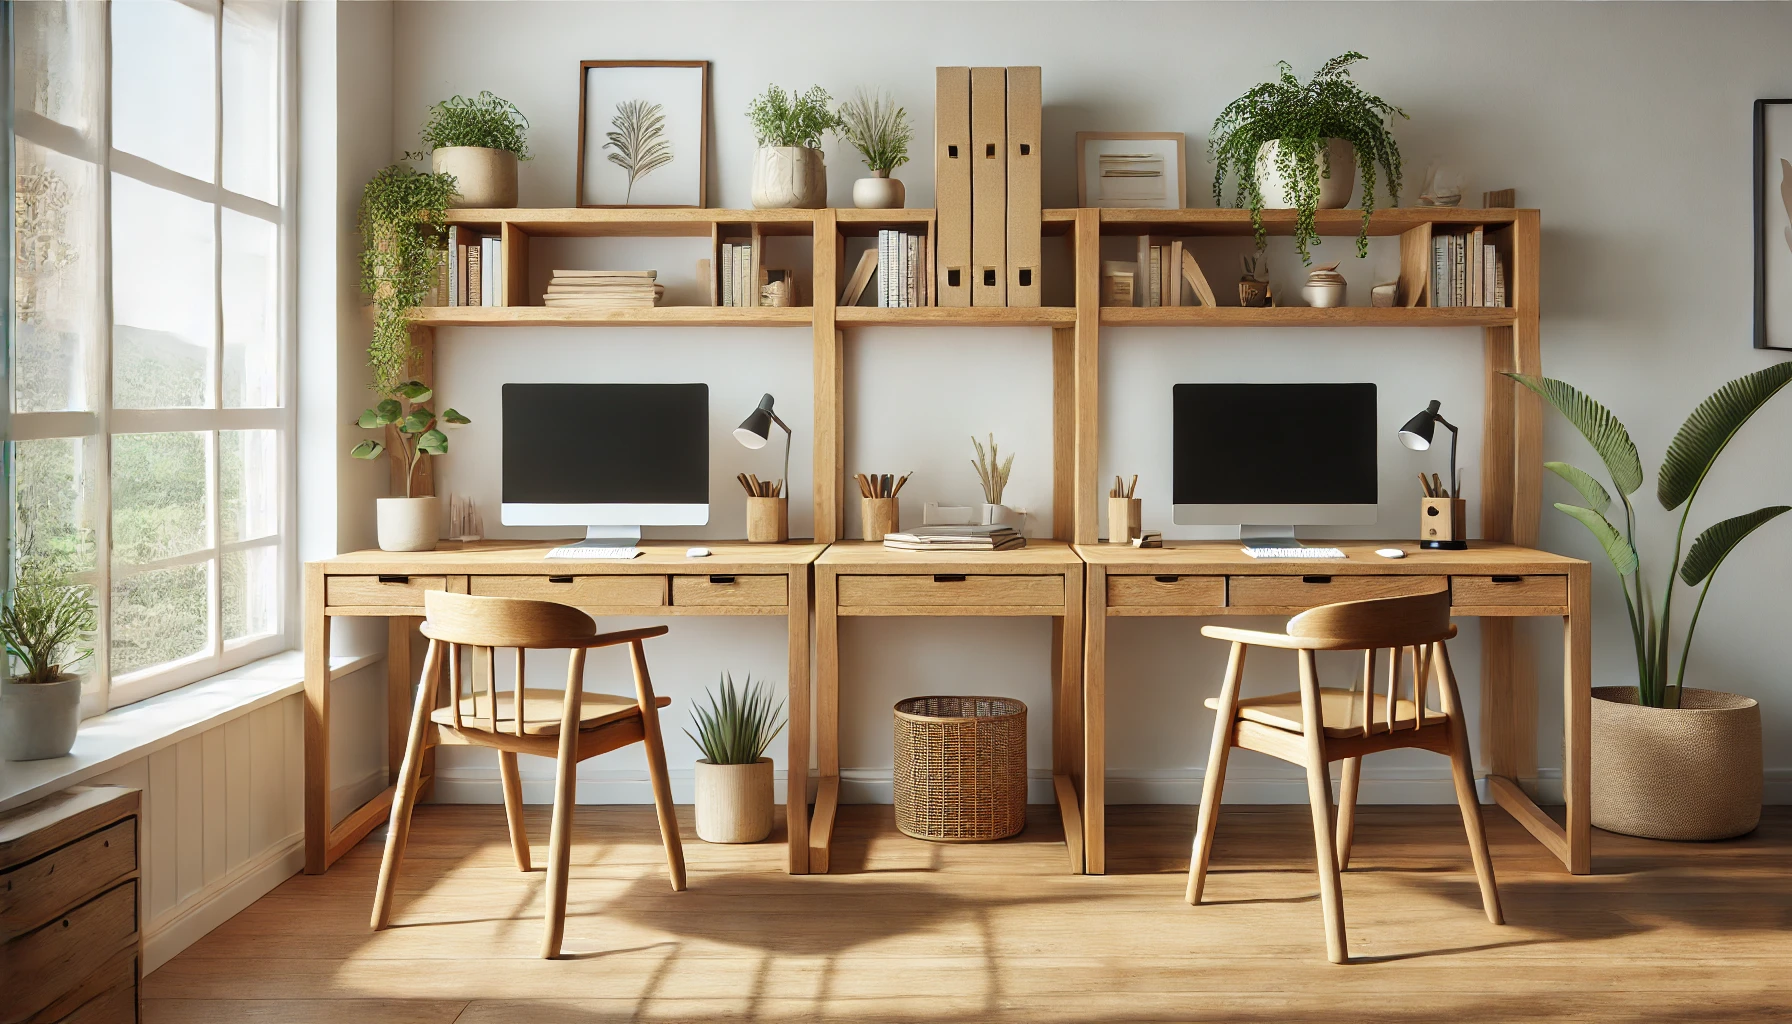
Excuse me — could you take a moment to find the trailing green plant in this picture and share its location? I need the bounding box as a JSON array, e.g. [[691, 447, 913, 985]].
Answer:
[[685, 673, 787, 765], [1509, 363, 1792, 709], [350, 380, 470, 498], [417, 91, 531, 158], [745, 85, 840, 150], [1210, 52, 1406, 264], [358, 164, 458, 394], [2, 551, 96, 685], [836, 89, 911, 173], [971, 434, 1014, 505], [605, 99, 673, 204]]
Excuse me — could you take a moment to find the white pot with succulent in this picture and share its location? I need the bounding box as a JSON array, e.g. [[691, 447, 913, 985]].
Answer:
[[839, 89, 912, 209], [748, 85, 839, 210], [1, 554, 98, 761], [687, 673, 787, 844], [352, 380, 471, 553], [971, 434, 1018, 526], [418, 91, 531, 209]]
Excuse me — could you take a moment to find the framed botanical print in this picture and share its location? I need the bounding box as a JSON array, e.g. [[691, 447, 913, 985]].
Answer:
[[1755, 98, 1792, 350], [1076, 131, 1187, 209], [576, 60, 709, 208]]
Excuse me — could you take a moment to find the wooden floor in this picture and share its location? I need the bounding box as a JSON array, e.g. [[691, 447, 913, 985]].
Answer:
[[147, 803, 1792, 1023]]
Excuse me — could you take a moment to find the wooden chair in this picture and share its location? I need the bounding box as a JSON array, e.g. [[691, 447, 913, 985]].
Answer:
[[370, 591, 686, 958], [1185, 589, 1502, 963]]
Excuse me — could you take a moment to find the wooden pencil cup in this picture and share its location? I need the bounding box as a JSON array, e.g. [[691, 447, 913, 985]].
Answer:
[[1108, 497, 1142, 544], [1420, 497, 1468, 549], [746, 497, 788, 543], [861, 497, 900, 542]]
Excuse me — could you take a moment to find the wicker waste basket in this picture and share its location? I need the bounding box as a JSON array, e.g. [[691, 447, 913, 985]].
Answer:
[[893, 695, 1027, 842]]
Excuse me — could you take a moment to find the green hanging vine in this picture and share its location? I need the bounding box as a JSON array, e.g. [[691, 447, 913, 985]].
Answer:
[[358, 164, 459, 393]]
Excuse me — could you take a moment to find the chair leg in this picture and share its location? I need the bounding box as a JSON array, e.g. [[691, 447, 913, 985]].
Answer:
[[1187, 641, 1247, 905], [499, 751, 531, 872], [631, 639, 687, 892], [541, 649, 586, 959], [1435, 642, 1503, 925], [1298, 649, 1348, 964], [1335, 756, 1362, 871], [372, 639, 442, 931]]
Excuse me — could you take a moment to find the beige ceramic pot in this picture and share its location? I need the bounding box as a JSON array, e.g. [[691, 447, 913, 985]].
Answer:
[[1590, 686, 1762, 840], [1, 674, 82, 761], [1254, 138, 1357, 210], [377, 496, 440, 552], [432, 146, 519, 208], [852, 171, 905, 209], [694, 758, 775, 843], [751, 146, 827, 209]]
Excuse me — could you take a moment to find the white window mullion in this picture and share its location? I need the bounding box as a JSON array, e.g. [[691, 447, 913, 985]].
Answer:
[[277, 0, 299, 646], [91, 0, 117, 714], [9, 412, 101, 442], [210, 3, 225, 663]]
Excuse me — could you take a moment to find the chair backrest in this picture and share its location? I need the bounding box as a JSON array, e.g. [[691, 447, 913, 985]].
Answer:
[[421, 590, 597, 649], [1286, 588, 1455, 650]]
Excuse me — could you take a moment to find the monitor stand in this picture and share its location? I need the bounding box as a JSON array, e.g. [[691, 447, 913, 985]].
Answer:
[[1240, 524, 1302, 549], [556, 525, 641, 551]]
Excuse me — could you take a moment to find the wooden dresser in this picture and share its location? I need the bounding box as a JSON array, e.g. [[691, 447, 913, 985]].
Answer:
[[0, 786, 141, 1024]]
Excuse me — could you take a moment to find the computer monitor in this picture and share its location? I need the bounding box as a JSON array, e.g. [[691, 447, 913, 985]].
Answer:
[[502, 382, 709, 546], [1172, 382, 1377, 546]]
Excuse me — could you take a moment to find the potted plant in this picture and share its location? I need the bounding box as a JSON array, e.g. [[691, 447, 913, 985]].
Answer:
[[686, 673, 786, 844], [352, 380, 470, 552], [416, 91, 530, 208], [1511, 363, 1792, 840], [971, 434, 1019, 527], [1, 553, 97, 761], [1210, 52, 1407, 264], [359, 163, 457, 395], [838, 89, 912, 209], [746, 85, 840, 210]]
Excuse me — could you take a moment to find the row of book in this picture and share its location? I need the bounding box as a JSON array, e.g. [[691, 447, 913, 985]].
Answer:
[[882, 524, 1025, 552], [1432, 227, 1508, 308], [719, 238, 757, 307], [838, 230, 930, 307], [935, 66, 1042, 307], [1100, 237, 1219, 307], [542, 270, 663, 309], [434, 226, 504, 307]]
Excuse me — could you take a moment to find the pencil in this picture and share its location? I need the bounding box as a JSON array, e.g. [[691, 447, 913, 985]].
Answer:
[[1128, 474, 1138, 499], [892, 472, 912, 497]]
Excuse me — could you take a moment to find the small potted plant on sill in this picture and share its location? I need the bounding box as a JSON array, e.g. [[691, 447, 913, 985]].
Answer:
[[352, 380, 471, 552], [838, 89, 912, 209], [1511, 362, 1792, 840], [746, 84, 840, 210], [416, 91, 531, 208], [687, 673, 786, 844], [1210, 52, 1407, 265], [971, 434, 1019, 527], [1, 553, 97, 761]]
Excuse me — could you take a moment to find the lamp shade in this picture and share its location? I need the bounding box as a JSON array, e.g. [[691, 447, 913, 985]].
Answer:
[[1398, 400, 1442, 451], [734, 394, 776, 449]]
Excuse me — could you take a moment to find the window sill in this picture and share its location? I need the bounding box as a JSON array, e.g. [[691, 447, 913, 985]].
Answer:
[[0, 650, 379, 813]]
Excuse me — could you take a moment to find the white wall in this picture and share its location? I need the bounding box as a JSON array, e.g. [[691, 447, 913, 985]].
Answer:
[[384, 1, 1792, 803]]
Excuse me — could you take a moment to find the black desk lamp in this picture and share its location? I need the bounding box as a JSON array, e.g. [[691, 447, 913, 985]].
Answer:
[[734, 393, 791, 489], [1398, 399, 1459, 498]]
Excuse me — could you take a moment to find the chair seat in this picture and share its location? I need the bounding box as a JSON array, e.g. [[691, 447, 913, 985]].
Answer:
[[431, 689, 670, 736], [1206, 687, 1449, 738]]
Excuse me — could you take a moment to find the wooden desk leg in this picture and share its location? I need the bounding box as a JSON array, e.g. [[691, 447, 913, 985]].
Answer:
[[810, 567, 840, 873], [1565, 565, 1593, 874], [786, 569, 811, 874], [1082, 564, 1107, 874], [387, 618, 415, 788], [303, 567, 331, 874], [1053, 561, 1086, 875]]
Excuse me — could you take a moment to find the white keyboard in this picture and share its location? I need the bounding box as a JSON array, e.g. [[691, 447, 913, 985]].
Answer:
[[546, 546, 643, 559], [1242, 546, 1346, 559]]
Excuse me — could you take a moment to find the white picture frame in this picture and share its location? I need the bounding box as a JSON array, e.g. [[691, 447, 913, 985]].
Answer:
[[577, 60, 709, 208]]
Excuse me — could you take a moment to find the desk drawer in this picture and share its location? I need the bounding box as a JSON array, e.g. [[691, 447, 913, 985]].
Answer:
[[0, 818, 135, 942], [1107, 574, 1225, 609], [1, 879, 137, 1020], [673, 575, 787, 609], [1227, 574, 1447, 609], [469, 574, 667, 608], [1452, 574, 1567, 609], [838, 574, 1064, 609], [326, 574, 457, 608]]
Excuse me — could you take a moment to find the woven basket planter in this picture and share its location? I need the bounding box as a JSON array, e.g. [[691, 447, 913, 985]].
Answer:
[[893, 696, 1027, 842], [1591, 686, 1762, 841]]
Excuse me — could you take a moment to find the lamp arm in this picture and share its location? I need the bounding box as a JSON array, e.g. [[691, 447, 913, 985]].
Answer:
[[1434, 415, 1461, 498], [768, 411, 793, 489]]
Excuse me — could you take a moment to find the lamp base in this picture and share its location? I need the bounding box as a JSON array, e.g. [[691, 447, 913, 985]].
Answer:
[[1419, 539, 1468, 550]]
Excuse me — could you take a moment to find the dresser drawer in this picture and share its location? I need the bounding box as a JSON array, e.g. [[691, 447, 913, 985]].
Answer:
[[469, 574, 667, 608], [325, 574, 458, 608], [1452, 574, 1568, 609], [34, 947, 137, 1024], [0, 818, 135, 942], [838, 574, 1064, 609], [672, 574, 788, 609], [1227, 574, 1447, 609], [1106, 574, 1225, 609], [1, 880, 137, 1021]]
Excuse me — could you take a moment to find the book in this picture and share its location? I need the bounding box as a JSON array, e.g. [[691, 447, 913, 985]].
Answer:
[[1470, 225, 1484, 307], [1494, 256, 1507, 307], [881, 524, 1025, 551], [908, 232, 920, 307], [1181, 250, 1217, 307], [877, 230, 889, 308], [466, 240, 482, 307], [840, 248, 878, 306], [1148, 245, 1162, 307], [481, 236, 498, 307], [1167, 240, 1183, 306], [1483, 243, 1496, 308], [897, 229, 909, 307]]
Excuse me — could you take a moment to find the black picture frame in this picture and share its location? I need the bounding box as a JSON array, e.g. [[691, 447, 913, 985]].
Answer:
[[1754, 98, 1792, 350]]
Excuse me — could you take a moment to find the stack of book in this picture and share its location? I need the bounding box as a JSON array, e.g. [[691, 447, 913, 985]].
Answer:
[[881, 524, 1026, 551], [542, 270, 663, 309], [436, 226, 503, 306], [720, 237, 755, 306], [1431, 227, 1507, 308]]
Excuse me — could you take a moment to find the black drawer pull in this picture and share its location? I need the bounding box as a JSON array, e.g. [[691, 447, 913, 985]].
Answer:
[[1491, 575, 1523, 584], [933, 574, 967, 583], [708, 575, 737, 584], [1301, 575, 1333, 584], [547, 575, 575, 584], [377, 574, 410, 584], [1154, 575, 1180, 583]]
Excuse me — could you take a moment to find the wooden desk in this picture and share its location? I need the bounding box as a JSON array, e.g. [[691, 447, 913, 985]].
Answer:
[[813, 541, 1085, 873], [303, 540, 826, 875], [1076, 540, 1592, 875]]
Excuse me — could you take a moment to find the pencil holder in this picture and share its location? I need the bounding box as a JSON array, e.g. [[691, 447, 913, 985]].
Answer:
[[1108, 497, 1142, 545], [1420, 497, 1467, 549], [861, 497, 900, 542], [747, 497, 788, 543]]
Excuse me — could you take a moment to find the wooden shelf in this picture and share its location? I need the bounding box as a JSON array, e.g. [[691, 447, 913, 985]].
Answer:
[[444, 207, 817, 237], [837, 306, 1075, 328], [411, 306, 812, 328], [1101, 305, 1517, 328], [1096, 206, 1527, 237]]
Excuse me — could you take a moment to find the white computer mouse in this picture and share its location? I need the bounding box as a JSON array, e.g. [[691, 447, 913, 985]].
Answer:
[[1374, 547, 1406, 559], [686, 547, 711, 558]]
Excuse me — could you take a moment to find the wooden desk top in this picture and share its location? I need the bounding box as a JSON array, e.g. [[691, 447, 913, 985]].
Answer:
[[1074, 540, 1585, 575], [816, 539, 1082, 572], [312, 539, 828, 574]]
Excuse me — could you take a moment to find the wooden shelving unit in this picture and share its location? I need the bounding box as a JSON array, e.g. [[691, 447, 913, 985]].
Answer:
[[1100, 306, 1518, 328]]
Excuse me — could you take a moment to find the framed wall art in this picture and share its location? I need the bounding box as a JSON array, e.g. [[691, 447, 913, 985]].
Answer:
[[1754, 98, 1792, 350], [577, 60, 709, 208], [1076, 131, 1187, 209]]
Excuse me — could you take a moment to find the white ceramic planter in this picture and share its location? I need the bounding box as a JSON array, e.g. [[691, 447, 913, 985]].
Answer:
[[2, 674, 82, 761], [432, 146, 519, 209], [377, 496, 440, 552], [852, 172, 906, 209], [1254, 138, 1357, 210], [1590, 686, 1762, 840], [694, 758, 775, 843], [751, 146, 828, 209], [979, 503, 1022, 528]]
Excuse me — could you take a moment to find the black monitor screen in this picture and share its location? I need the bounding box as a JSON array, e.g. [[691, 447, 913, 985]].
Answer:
[[1173, 383, 1377, 505], [502, 383, 709, 504]]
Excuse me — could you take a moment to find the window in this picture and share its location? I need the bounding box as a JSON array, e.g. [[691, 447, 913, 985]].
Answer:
[[10, 0, 292, 710]]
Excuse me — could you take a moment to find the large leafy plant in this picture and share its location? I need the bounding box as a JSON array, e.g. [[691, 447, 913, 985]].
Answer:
[[1510, 364, 1792, 709], [837, 89, 911, 174], [1210, 52, 1406, 263], [2, 552, 96, 685], [685, 673, 787, 765], [358, 164, 458, 393], [351, 380, 470, 498], [745, 85, 840, 150], [417, 91, 531, 158]]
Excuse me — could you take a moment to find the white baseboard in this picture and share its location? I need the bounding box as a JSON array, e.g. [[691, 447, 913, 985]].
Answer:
[[143, 833, 304, 975]]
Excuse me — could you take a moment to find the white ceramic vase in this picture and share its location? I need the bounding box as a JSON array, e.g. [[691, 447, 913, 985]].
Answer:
[[852, 172, 906, 209], [377, 496, 440, 552], [2, 674, 82, 761], [1254, 138, 1357, 210], [432, 146, 519, 208], [979, 503, 1022, 528], [751, 146, 828, 209], [694, 758, 775, 843]]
